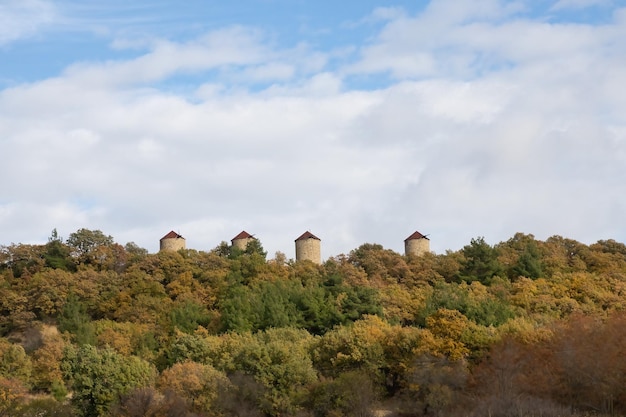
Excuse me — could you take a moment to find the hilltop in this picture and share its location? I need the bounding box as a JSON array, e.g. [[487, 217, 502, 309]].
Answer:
[[0, 229, 625, 417]]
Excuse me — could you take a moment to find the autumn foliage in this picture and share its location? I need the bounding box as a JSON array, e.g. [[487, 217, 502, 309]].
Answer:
[[0, 230, 625, 416]]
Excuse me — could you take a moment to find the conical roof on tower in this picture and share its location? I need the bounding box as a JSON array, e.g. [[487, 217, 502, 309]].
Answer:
[[231, 230, 253, 242], [161, 230, 184, 240], [404, 231, 429, 241], [295, 231, 320, 241]]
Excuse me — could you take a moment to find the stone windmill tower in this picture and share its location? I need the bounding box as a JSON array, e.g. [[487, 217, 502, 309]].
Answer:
[[159, 231, 186, 252], [231, 231, 255, 251], [404, 231, 430, 257], [295, 231, 321, 264]]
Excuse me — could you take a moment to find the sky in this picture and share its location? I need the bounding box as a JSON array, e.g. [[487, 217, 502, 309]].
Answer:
[[1, 0, 625, 259]]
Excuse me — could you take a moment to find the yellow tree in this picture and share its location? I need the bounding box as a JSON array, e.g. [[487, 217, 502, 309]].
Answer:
[[425, 308, 470, 360], [30, 325, 69, 396], [0, 377, 28, 416], [0, 339, 31, 386], [379, 284, 429, 326], [158, 361, 230, 414]]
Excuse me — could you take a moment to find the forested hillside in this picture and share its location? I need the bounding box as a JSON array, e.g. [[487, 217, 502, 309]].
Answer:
[[1, 229, 625, 417]]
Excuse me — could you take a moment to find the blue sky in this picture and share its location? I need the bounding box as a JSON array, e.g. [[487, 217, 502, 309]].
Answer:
[[1, 0, 625, 257], [3, 0, 426, 85]]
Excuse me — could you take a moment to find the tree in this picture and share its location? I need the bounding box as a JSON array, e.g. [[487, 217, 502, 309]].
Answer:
[[0, 339, 31, 385], [0, 244, 46, 278], [544, 314, 626, 414], [0, 377, 28, 417], [314, 316, 392, 380], [218, 284, 260, 332], [400, 355, 468, 417], [61, 345, 156, 417], [111, 387, 193, 417], [295, 284, 342, 335], [7, 397, 77, 417], [66, 229, 114, 266], [215, 371, 266, 417], [348, 243, 411, 285], [160, 333, 213, 369], [158, 361, 229, 414], [458, 237, 503, 285], [543, 236, 588, 275], [106, 270, 171, 326], [418, 281, 515, 328], [469, 337, 537, 417], [0, 284, 34, 335], [236, 328, 318, 415], [44, 229, 75, 271], [110, 387, 163, 417], [123, 243, 148, 262], [30, 326, 68, 396], [169, 299, 213, 334], [194, 328, 318, 416], [308, 371, 378, 417], [244, 238, 267, 259], [425, 309, 470, 360], [58, 294, 96, 346]]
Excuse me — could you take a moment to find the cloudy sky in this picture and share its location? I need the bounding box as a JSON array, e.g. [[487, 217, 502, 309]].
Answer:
[[1, 0, 625, 259]]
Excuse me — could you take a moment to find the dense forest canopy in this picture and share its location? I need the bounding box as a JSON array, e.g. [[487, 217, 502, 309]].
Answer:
[[0, 229, 625, 417]]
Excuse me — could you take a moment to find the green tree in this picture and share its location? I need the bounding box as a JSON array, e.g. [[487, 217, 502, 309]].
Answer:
[[417, 280, 515, 327], [237, 328, 317, 416], [295, 285, 342, 335], [499, 233, 543, 280], [244, 238, 267, 259], [61, 345, 156, 417], [458, 237, 503, 285], [122, 242, 148, 262], [169, 299, 212, 334], [160, 333, 213, 369], [44, 229, 75, 271], [308, 370, 378, 417], [58, 294, 96, 346], [218, 284, 260, 332], [512, 244, 543, 280]]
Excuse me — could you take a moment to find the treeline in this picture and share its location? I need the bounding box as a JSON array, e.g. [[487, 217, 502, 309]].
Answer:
[[0, 229, 625, 417]]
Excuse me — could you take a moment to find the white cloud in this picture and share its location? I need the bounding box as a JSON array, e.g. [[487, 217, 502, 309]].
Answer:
[[347, 1, 625, 81], [0, 0, 56, 45], [236, 63, 295, 83], [370, 7, 407, 21], [1, 2, 626, 257], [62, 26, 271, 87], [551, 0, 612, 11]]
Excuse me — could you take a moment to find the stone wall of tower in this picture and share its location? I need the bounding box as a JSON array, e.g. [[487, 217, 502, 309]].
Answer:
[[160, 237, 186, 252], [232, 237, 253, 251], [295, 238, 321, 264], [405, 238, 430, 257]]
